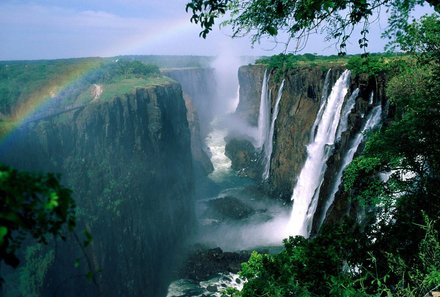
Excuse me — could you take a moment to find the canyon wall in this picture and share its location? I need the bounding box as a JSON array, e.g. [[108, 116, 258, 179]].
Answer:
[[162, 67, 217, 177], [0, 81, 195, 297], [227, 64, 387, 234]]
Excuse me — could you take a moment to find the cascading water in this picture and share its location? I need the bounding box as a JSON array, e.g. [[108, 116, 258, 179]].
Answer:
[[336, 88, 359, 141], [319, 104, 383, 228], [206, 118, 232, 182], [368, 91, 374, 105], [286, 70, 351, 237], [310, 70, 331, 140], [256, 70, 271, 149], [229, 86, 240, 114], [262, 79, 285, 180]]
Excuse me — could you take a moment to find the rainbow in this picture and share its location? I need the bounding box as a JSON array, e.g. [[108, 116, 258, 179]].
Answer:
[[0, 16, 196, 143]]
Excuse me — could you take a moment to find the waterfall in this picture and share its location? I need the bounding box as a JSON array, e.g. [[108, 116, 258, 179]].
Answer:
[[310, 70, 331, 141], [368, 91, 374, 105], [229, 85, 240, 114], [336, 88, 359, 141], [319, 104, 382, 228], [286, 70, 351, 237], [256, 70, 271, 149], [262, 79, 285, 180]]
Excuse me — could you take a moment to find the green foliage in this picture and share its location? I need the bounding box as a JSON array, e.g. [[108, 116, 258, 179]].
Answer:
[[186, 0, 439, 54], [0, 59, 162, 121], [256, 53, 410, 81], [389, 14, 440, 55], [0, 164, 76, 270], [256, 53, 347, 70]]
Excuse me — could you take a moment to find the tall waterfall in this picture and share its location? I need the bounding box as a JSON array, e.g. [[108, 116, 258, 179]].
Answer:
[[256, 70, 271, 149], [262, 79, 285, 180], [287, 70, 351, 237], [336, 88, 359, 141], [310, 70, 331, 140], [319, 104, 382, 227]]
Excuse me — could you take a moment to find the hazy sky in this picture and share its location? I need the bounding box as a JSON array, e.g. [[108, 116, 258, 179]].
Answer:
[[0, 0, 433, 60]]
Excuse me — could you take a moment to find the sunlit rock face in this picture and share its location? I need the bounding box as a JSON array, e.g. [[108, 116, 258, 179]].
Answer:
[[228, 65, 387, 236], [0, 82, 195, 297], [229, 65, 344, 199]]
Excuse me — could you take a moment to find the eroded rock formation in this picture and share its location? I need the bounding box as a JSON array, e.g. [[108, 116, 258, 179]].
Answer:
[[0, 82, 195, 297]]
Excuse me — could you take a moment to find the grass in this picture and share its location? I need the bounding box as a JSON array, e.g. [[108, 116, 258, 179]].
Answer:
[[96, 76, 174, 101]]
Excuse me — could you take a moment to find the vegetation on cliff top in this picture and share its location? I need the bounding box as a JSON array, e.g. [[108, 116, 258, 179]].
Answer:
[[0, 59, 161, 118], [255, 52, 411, 79]]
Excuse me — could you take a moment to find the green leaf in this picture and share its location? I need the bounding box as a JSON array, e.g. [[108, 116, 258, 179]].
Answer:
[[0, 226, 8, 245], [74, 258, 80, 268]]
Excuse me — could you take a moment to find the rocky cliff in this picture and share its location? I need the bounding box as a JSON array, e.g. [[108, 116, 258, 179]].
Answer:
[[226, 64, 387, 234], [0, 81, 195, 297], [227, 65, 344, 198], [163, 68, 215, 177], [162, 68, 217, 135]]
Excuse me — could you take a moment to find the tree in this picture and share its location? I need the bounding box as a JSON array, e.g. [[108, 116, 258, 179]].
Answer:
[[0, 164, 76, 285], [186, 0, 440, 53]]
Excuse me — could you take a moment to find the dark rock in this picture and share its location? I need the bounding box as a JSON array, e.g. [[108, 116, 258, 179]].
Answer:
[[206, 285, 218, 292], [225, 138, 260, 179], [184, 95, 214, 176], [204, 196, 255, 221], [179, 246, 251, 281]]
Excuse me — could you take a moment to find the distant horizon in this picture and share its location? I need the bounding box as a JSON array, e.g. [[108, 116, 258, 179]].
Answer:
[[0, 51, 395, 63]]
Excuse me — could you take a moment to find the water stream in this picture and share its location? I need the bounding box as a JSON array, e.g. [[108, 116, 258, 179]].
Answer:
[[287, 70, 351, 237]]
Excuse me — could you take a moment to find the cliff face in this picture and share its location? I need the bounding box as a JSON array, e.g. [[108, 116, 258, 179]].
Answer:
[[228, 65, 386, 234], [235, 65, 266, 126], [229, 65, 343, 199], [267, 67, 344, 199], [163, 68, 215, 176], [0, 82, 195, 297], [162, 68, 217, 134], [315, 73, 387, 234]]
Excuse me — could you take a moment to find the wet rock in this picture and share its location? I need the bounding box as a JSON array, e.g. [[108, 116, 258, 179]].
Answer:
[[206, 285, 218, 292], [204, 196, 255, 221], [225, 138, 260, 179], [179, 246, 251, 281]]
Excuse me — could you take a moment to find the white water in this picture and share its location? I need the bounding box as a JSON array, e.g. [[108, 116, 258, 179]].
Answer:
[[262, 79, 285, 180], [206, 118, 232, 182], [310, 70, 331, 141], [286, 70, 351, 237], [256, 70, 271, 149], [229, 85, 240, 114], [336, 88, 359, 141], [319, 105, 382, 228], [368, 91, 374, 105]]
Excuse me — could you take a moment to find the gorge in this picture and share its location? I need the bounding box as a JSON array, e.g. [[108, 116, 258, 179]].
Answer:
[[0, 55, 407, 296]]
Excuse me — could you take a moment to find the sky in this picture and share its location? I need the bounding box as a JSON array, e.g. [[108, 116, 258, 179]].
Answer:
[[0, 0, 434, 60]]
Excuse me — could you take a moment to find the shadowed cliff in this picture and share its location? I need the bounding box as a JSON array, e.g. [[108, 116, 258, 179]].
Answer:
[[0, 77, 195, 297]]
